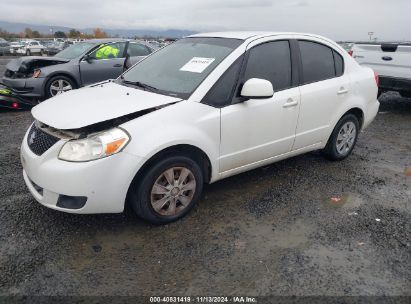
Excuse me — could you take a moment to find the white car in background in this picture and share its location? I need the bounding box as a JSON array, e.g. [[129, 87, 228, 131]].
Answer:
[[351, 43, 411, 98], [16, 40, 46, 56], [9, 41, 24, 54], [21, 32, 379, 224]]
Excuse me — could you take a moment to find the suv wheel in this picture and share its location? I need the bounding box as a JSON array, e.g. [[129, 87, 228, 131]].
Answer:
[[45, 75, 76, 98], [129, 155, 204, 224], [322, 114, 360, 161]]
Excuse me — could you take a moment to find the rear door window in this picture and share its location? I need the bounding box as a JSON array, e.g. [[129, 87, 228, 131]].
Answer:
[[127, 43, 151, 57], [299, 41, 336, 84]]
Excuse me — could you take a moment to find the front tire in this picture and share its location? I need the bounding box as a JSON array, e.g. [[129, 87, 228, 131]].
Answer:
[[45, 75, 76, 99], [322, 114, 360, 161], [129, 156, 204, 224]]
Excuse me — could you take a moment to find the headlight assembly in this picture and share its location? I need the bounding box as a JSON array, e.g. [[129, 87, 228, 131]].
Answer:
[[59, 128, 130, 162]]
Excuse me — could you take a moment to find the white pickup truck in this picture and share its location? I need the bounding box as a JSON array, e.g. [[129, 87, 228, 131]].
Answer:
[[351, 43, 411, 97]]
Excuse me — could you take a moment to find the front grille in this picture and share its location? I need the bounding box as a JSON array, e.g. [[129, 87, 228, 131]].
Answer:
[[27, 123, 60, 156]]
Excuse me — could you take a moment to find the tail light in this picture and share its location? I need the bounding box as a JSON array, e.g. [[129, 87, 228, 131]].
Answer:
[[348, 50, 353, 57], [374, 71, 379, 87]]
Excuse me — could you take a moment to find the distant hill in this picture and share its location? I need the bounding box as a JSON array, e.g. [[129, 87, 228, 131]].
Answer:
[[0, 20, 197, 38]]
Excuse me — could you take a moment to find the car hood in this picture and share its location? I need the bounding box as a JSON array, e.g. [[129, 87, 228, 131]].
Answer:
[[32, 82, 182, 130], [6, 56, 70, 73]]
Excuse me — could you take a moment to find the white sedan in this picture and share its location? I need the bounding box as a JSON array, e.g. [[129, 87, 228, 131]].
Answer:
[[16, 40, 46, 56], [21, 32, 379, 224]]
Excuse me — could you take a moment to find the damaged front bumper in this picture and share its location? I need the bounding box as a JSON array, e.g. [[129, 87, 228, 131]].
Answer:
[[1, 76, 46, 99], [21, 123, 146, 213]]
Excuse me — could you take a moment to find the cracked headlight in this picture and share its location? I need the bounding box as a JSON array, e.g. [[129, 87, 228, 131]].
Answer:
[[59, 128, 130, 162]]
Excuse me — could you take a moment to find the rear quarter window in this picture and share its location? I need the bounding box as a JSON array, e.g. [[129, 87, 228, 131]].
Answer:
[[333, 50, 344, 77]]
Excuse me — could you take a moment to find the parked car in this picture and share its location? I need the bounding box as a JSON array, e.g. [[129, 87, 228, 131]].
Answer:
[[15, 40, 46, 56], [43, 40, 65, 56], [9, 41, 24, 55], [0, 38, 10, 56], [2, 39, 154, 102], [20, 32, 379, 224], [351, 43, 411, 97]]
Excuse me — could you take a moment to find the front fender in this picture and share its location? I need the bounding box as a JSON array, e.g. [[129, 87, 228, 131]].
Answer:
[[121, 101, 221, 182], [41, 63, 81, 88]]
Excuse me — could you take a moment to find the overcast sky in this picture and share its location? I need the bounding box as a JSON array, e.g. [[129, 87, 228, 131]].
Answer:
[[2, 0, 410, 40]]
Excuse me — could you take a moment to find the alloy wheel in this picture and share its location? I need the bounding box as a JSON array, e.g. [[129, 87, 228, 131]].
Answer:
[[49, 79, 73, 96], [336, 121, 356, 155]]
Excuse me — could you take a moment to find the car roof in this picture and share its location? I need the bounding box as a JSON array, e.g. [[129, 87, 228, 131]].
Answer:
[[188, 31, 330, 42], [83, 38, 130, 44]]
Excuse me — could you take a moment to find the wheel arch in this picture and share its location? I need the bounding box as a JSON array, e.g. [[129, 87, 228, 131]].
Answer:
[[344, 107, 364, 129], [125, 144, 213, 211], [131, 144, 212, 186], [44, 72, 79, 95], [324, 106, 365, 148]]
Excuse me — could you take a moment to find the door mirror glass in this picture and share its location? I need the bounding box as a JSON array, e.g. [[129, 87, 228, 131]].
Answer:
[[240, 78, 274, 99]]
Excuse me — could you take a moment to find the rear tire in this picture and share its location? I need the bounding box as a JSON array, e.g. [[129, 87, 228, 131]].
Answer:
[[322, 114, 360, 161], [128, 156, 204, 224]]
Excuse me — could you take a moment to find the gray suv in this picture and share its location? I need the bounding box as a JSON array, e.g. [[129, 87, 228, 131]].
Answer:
[[2, 39, 154, 102]]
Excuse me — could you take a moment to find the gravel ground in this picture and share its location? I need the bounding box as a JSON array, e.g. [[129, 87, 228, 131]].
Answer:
[[0, 63, 410, 297]]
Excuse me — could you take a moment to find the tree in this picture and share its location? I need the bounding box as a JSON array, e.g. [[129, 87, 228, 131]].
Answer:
[[32, 30, 41, 38], [93, 28, 108, 38], [0, 28, 19, 39], [24, 27, 34, 38], [68, 29, 81, 38], [54, 31, 67, 38]]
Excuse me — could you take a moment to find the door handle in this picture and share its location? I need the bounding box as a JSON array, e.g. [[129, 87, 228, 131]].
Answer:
[[337, 88, 349, 95], [283, 98, 298, 108], [113, 64, 122, 67]]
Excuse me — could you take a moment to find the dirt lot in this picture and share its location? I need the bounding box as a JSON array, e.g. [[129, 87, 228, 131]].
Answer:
[[0, 62, 410, 297]]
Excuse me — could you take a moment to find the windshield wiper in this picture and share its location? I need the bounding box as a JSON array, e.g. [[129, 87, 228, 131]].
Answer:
[[120, 77, 159, 92]]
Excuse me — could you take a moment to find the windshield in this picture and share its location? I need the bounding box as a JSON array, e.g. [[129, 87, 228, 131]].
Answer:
[[54, 42, 96, 59], [120, 37, 243, 98]]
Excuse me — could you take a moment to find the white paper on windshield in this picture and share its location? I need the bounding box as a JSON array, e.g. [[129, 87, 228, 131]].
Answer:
[[179, 57, 215, 73]]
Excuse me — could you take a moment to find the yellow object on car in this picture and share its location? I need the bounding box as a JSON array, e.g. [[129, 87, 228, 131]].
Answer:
[[0, 88, 12, 96], [95, 45, 119, 59]]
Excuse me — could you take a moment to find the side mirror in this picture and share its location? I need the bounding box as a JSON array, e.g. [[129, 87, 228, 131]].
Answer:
[[83, 54, 93, 63], [240, 78, 274, 99]]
